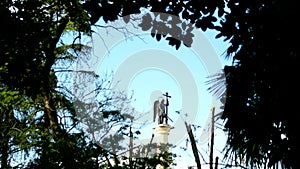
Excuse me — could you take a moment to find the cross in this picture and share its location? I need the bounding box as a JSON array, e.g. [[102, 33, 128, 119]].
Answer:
[[163, 92, 171, 124]]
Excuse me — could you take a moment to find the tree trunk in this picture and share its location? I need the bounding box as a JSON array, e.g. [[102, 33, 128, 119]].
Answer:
[[43, 95, 62, 136], [42, 86, 75, 169], [185, 122, 201, 169], [0, 107, 14, 169]]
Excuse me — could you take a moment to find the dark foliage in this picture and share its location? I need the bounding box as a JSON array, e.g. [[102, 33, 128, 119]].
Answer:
[[1, 0, 298, 168]]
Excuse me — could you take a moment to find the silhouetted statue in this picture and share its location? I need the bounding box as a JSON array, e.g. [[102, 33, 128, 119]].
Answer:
[[153, 98, 165, 125]]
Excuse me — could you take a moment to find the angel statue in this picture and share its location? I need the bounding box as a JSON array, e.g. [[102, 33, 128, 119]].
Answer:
[[153, 98, 165, 125]]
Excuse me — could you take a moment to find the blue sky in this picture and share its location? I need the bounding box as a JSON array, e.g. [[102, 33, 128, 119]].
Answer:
[[90, 18, 232, 168]]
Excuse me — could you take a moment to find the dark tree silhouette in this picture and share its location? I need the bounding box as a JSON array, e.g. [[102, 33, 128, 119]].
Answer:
[[1, 0, 298, 168]]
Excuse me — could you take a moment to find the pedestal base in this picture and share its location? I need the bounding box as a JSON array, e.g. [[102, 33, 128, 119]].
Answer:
[[153, 124, 174, 148], [152, 124, 174, 169]]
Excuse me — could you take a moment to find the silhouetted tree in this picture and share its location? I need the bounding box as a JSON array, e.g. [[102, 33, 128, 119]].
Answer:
[[1, 0, 297, 168]]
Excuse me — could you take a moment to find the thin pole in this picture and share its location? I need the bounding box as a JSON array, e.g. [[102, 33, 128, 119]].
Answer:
[[145, 134, 154, 158], [210, 107, 215, 169], [215, 156, 219, 169], [129, 126, 133, 168]]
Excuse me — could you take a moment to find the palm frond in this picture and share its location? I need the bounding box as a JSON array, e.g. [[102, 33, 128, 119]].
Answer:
[[205, 69, 226, 99]]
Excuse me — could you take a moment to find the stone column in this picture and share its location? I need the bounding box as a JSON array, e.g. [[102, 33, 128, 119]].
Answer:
[[153, 124, 174, 169]]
